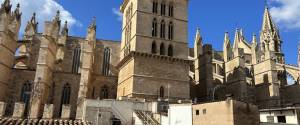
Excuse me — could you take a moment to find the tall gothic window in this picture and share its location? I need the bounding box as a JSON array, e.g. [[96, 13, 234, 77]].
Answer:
[[152, 41, 157, 54], [168, 45, 173, 57], [61, 83, 71, 105], [161, 3, 166, 15], [152, 18, 157, 37], [100, 85, 109, 99], [168, 4, 174, 17], [159, 86, 164, 98], [152, 1, 158, 13], [160, 43, 165, 55], [168, 21, 174, 40], [102, 48, 111, 76], [21, 81, 32, 116], [72, 46, 81, 74], [160, 20, 166, 38]]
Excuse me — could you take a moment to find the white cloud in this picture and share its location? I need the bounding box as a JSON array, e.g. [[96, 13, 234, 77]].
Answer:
[[270, 0, 300, 30], [112, 8, 122, 22], [0, 0, 81, 34]]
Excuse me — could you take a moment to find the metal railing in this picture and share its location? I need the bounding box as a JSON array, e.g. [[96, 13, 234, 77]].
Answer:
[[135, 110, 160, 125]]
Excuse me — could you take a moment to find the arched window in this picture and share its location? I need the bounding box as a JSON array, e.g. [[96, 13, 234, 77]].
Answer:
[[152, 1, 158, 13], [160, 20, 166, 38], [168, 4, 174, 17], [159, 86, 164, 98], [102, 48, 111, 76], [168, 22, 173, 40], [100, 85, 109, 99], [21, 81, 32, 103], [152, 18, 157, 37], [72, 46, 81, 74], [161, 2, 166, 15], [160, 43, 165, 55], [152, 41, 157, 54], [20, 81, 32, 117], [168, 45, 173, 57], [61, 83, 71, 105]]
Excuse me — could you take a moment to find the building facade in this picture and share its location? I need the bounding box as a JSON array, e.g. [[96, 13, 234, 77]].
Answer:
[[0, 0, 299, 124]]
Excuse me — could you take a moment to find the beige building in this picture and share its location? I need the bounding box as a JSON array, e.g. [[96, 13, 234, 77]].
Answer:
[[192, 99, 260, 125], [0, 0, 299, 124]]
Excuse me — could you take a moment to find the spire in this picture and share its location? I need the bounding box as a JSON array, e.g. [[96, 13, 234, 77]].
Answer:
[[1, 0, 12, 13], [14, 3, 21, 20], [61, 21, 68, 36], [223, 31, 231, 62], [251, 34, 258, 64], [30, 13, 37, 25], [252, 33, 257, 45], [262, 6, 277, 33], [89, 16, 97, 30], [233, 28, 241, 50], [53, 10, 60, 23], [224, 31, 230, 47], [194, 27, 202, 46], [194, 27, 203, 56], [86, 17, 97, 41], [24, 13, 38, 35]]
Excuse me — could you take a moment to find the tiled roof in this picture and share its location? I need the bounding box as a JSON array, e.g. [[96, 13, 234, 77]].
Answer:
[[0, 117, 91, 125]]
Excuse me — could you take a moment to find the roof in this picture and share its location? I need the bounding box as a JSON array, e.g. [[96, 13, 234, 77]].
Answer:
[[0, 118, 91, 125]]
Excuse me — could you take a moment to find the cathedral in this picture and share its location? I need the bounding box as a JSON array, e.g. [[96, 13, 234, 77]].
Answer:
[[0, 0, 299, 124]]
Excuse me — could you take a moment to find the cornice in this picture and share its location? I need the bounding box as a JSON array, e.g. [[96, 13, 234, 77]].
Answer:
[[116, 51, 192, 69]]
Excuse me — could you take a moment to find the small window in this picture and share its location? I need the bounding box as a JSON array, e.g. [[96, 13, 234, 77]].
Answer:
[[168, 4, 173, 17], [100, 85, 109, 99], [152, 18, 157, 37], [152, 1, 158, 13], [152, 41, 157, 54], [161, 3, 166, 15], [159, 86, 164, 98], [160, 43, 165, 55], [168, 22, 173, 40], [160, 20, 166, 38], [168, 45, 173, 57], [277, 116, 286, 123], [195, 110, 199, 115]]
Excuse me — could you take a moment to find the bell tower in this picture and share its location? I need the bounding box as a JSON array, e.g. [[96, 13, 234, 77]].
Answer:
[[117, 0, 190, 100]]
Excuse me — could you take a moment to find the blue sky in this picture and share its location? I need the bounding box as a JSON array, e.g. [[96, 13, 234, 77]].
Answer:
[[4, 0, 300, 65]]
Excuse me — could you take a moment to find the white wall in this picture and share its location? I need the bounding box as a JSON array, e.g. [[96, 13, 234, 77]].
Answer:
[[168, 104, 192, 125], [260, 109, 298, 124]]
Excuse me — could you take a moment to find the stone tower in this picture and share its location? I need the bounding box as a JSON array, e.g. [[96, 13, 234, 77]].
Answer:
[[260, 7, 284, 63], [252, 7, 284, 107], [0, 0, 21, 101], [117, 0, 190, 100]]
